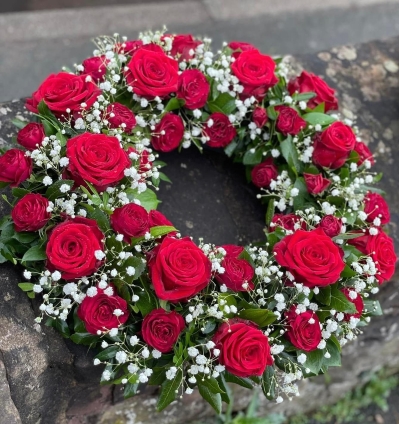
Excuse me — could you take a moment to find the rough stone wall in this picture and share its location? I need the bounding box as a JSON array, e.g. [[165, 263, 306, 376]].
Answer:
[[0, 36, 399, 424]]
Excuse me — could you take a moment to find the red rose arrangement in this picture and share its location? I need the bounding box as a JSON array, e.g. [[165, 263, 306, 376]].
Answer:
[[0, 30, 395, 413]]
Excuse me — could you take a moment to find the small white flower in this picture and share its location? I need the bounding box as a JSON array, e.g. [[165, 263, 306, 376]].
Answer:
[[95, 250, 106, 260], [141, 348, 150, 358], [93, 358, 101, 366], [297, 353, 307, 364], [126, 266, 135, 276], [51, 270, 62, 281], [23, 270, 32, 280], [130, 335, 139, 346], [185, 388, 194, 395], [116, 351, 127, 363], [86, 287, 98, 297], [102, 370, 112, 381], [188, 347, 199, 357], [166, 367, 177, 380], [33, 284, 43, 293], [109, 328, 118, 337], [43, 176, 53, 186], [128, 363, 139, 374], [152, 349, 162, 359], [113, 308, 124, 317]]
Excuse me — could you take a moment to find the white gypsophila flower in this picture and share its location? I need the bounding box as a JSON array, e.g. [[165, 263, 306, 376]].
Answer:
[[130, 336, 139, 346], [23, 270, 32, 280], [113, 308, 124, 317], [115, 351, 128, 364], [188, 347, 199, 357], [102, 370, 112, 381], [142, 348, 150, 358], [33, 284, 43, 293], [166, 367, 177, 380], [152, 349, 162, 359], [128, 363, 139, 374], [86, 287, 98, 297], [109, 328, 118, 337], [185, 388, 194, 395], [270, 345, 285, 355], [59, 157, 69, 167], [43, 176, 53, 186], [297, 353, 307, 364], [126, 266, 135, 276], [51, 270, 61, 281], [101, 341, 108, 348], [59, 184, 71, 193], [104, 286, 114, 296], [93, 358, 101, 366], [94, 250, 106, 260]]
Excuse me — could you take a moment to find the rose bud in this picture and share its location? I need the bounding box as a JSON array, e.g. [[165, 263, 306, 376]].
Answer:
[[141, 308, 185, 353], [12, 193, 51, 232], [17, 123, 45, 151], [151, 113, 185, 152], [252, 106, 268, 128], [106, 102, 137, 133], [110, 203, 149, 242], [251, 158, 278, 188], [269, 213, 306, 232], [319, 215, 342, 238], [303, 173, 331, 195], [364, 192, 390, 225], [341, 288, 364, 321], [0, 149, 32, 187], [80, 56, 108, 82], [354, 141, 375, 166], [204, 112, 237, 148], [275, 106, 306, 136], [177, 69, 210, 110], [228, 41, 258, 59]]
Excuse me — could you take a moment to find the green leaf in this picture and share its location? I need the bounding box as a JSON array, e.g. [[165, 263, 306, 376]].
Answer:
[[157, 368, 183, 412], [330, 285, 357, 314], [124, 381, 139, 399], [136, 278, 158, 316], [164, 97, 185, 112], [265, 200, 275, 227], [292, 177, 309, 210], [148, 367, 167, 386], [95, 346, 119, 361], [208, 93, 236, 115], [224, 140, 238, 158], [126, 188, 160, 212], [243, 149, 263, 165], [150, 225, 177, 238], [198, 376, 225, 394], [45, 317, 70, 338], [37, 101, 61, 134], [21, 244, 47, 262], [224, 372, 253, 389], [122, 256, 146, 282], [303, 348, 324, 374], [13, 232, 38, 244], [11, 188, 30, 198], [262, 366, 276, 400], [315, 286, 331, 306], [363, 299, 383, 316], [217, 374, 231, 405], [303, 112, 336, 126], [198, 381, 222, 414], [18, 282, 34, 292], [45, 179, 74, 201], [86, 206, 110, 232], [238, 308, 277, 327], [266, 106, 277, 120], [11, 118, 29, 129], [322, 339, 341, 368], [70, 332, 98, 346], [280, 136, 302, 175], [340, 264, 358, 278], [292, 92, 316, 102]]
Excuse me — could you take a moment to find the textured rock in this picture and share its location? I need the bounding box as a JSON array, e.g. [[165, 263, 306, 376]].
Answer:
[[0, 36, 399, 424]]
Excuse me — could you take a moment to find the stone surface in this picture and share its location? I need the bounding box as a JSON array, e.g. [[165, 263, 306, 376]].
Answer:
[[0, 36, 399, 423]]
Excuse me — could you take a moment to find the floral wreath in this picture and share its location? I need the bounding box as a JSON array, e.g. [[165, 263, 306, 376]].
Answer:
[[0, 30, 396, 413]]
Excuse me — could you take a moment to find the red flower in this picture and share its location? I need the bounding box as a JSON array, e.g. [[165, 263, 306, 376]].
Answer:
[[288, 71, 338, 112], [77, 285, 128, 334], [312, 122, 356, 169], [285, 306, 322, 351], [303, 173, 331, 194], [17, 123, 45, 151], [251, 158, 278, 188], [204, 113, 236, 148], [125, 47, 178, 98], [252, 106, 268, 128], [364, 192, 390, 225], [105, 102, 137, 133], [149, 210, 177, 237], [168, 34, 201, 61], [66, 132, 130, 192], [151, 113, 184, 152], [228, 41, 258, 59], [354, 141, 375, 166], [275, 106, 306, 136], [273, 227, 345, 288], [25, 72, 101, 118], [319, 215, 342, 238], [177, 69, 210, 110], [148, 237, 211, 302], [46, 217, 104, 280], [341, 288, 364, 321], [270, 214, 305, 232], [0, 149, 32, 187], [110, 203, 149, 242], [231, 50, 278, 99], [12, 193, 50, 232], [212, 319, 273, 377], [81, 56, 108, 82], [117, 39, 143, 55], [141, 308, 185, 352]]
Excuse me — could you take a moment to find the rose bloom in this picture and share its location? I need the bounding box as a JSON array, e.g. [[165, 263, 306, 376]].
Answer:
[[141, 308, 185, 352], [285, 306, 322, 351], [12, 193, 50, 232], [228, 41, 257, 59], [288, 71, 338, 112], [177, 69, 210, 110], [148, 236, 211, 302], [0, 149, 32, 187], [269, 213, 306, 232], [215, 244, 254, 291], [151, 113, 184, 152], [168, 34, 201, 61], [110, 203, 149, 243], [77, 285, 128, 334], [46, 217, 104, 280], [319, 215, 342, 238], [231, 50, 278, 99], [275, 106, 306, 136], [364, 192, 390, 225], [251, 158, 278, 188], [116, 39, 143, 55], [25, 72, 101, 117], [17, 123, 45, 151], [312, 122, 356, 169], [273, 227, 345, 288], [125, 47, 179, 98], [66, 132, 130, 192], [80, 56, 108, 82], [105, 102, 137, 133], [341, 288, 364, 321], [204, 112, 237, 148], [212, 319, 273, 377], [354, 141, 375, 166], [303, 173, 331, 195], [252, 106, 268, 128]]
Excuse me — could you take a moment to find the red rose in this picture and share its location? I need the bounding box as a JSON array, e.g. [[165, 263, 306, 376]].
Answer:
[[0, 149, 32, 187], [270, 213, 305, 232], [117, 39, 143, 55], [17, 123, 45, 151], [252, 106, 268, 128], [81, 56, 108, 82], [125, 47, 178, 98], [364, 193, 390, 225], [319, 215, 342, 238], [215, 244, 254, 292], [110, 203, 149, 242], [66, 132, 130, 192], [288, 71, 338, 112], [168, 34, 201, 61], [126, 147, 153, 179], [77, 285, 128, 334], [303, 173, 331, 194], [151, 113, 184, 152], [149, 210, 177, 237], [46, 217, 104, 280], [106, 102, 137, 133], [312, 122, 356, 169], [11, 193, 50, 232], [251, 158, 278, 188], [231, 50, 278, 99], [177, 69, 210, 110], [141, 308, 185, 353], [26, 72, 101, 117], [275, 106, 306, 136], [228, 41, 257, 59], [341, 288, 364, 321], [204, 113, 237, 148], [212, 319, 273, 377], [273, 227, 345, 288], [354, 141, 375, 166], [148, 236, 211, 302], [285, 306, 322, 351]]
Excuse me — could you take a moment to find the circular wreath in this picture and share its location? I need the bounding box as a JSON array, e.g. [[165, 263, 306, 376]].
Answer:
[[0, 30, 396, 412]]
